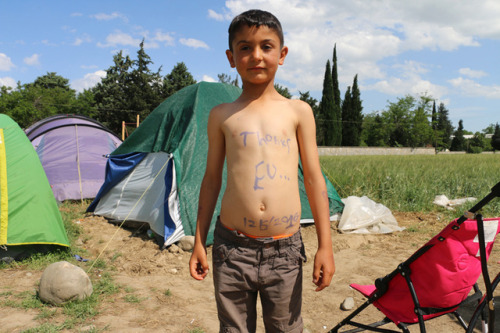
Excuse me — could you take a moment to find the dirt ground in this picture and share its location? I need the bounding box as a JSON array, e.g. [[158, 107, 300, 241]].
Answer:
[[0, 210, 499, 333]]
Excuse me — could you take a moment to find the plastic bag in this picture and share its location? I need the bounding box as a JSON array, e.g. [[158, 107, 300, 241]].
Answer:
[[338, 196, 404, 234]]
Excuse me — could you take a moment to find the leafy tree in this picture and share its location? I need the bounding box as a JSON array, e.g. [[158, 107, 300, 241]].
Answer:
[[362, 113, 387, 146], [163, 62, 196, 98], [299, 91, 319, 116], [467, 132, 486, 153], [317, 60, 335, 146], [1, 73, 84, 128], [92, 51, 135, 133], [450, 119, 466, 151], [274, 84, 292, 99], [218, 73, 239, 87], [382, 95, 414, 147], [409, 96, 433, 147]]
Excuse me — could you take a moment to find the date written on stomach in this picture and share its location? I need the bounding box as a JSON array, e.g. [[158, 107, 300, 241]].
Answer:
[[243, 212, 300, 230]]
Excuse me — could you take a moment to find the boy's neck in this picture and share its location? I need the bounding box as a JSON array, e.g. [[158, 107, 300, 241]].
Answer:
[[239, 80, 280, 101]]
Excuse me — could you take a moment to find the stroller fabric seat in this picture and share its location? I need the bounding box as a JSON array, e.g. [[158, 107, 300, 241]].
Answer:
[[350, 218, 500, 325]]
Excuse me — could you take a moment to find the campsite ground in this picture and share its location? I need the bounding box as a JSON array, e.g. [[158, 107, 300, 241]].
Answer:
[[1, 209, 499, 333]]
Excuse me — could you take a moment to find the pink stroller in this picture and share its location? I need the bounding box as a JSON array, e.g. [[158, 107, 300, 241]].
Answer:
[[330, 182, 500, 333]]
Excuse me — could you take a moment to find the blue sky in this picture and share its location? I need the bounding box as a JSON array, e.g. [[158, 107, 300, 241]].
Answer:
[[1, 0, 500, 133]]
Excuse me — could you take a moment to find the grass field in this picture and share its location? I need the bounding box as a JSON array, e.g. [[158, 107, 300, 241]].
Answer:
[[320, 153, 500, 216]]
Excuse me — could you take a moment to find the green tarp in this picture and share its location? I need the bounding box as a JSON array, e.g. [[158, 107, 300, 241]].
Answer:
[[109, 82, 343, 244]]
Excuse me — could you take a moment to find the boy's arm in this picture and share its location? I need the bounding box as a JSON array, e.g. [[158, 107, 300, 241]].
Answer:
[[189, 106, 226, 280], [295, 101, 335, 292]]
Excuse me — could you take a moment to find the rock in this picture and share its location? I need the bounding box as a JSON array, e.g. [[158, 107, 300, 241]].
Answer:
[[168, 244, 182, 254], [178, 235, 195, 251], [340, 297, 355, 311], [38, 261, 93, 305]]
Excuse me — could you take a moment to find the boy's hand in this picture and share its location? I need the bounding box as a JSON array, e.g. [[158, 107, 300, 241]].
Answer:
[[189, 244, 209, 280], [312, 247, 335, 291]]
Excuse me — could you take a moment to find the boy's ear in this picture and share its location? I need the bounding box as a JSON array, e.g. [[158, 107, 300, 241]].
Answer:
[[279, 46, 288, 66], [226, 49, 236, 68]]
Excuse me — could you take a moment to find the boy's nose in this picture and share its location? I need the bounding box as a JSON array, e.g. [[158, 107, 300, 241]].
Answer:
[[251, 48, 263, 60]]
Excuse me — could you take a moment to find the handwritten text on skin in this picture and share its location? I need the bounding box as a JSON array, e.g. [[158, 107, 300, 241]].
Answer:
[[243, 212, 300, 230], [240, 131, 291, 153], [239, 130, 293, 191]]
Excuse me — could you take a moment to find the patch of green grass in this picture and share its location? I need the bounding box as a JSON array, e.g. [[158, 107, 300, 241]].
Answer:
[[123, 294, 143, 303], [187, 328, 206, 333], [164, 289, 172, 297], [321, 154, 500, 215]]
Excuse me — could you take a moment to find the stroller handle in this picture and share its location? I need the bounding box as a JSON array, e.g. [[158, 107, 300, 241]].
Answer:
[[456, 181, 500, 225]]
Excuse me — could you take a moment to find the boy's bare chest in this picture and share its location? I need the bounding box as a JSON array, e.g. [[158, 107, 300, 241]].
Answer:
[[223, 111, 297, 153]]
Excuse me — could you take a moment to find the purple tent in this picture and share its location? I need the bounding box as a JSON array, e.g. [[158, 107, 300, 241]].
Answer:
[[25, 114, 122, 202]]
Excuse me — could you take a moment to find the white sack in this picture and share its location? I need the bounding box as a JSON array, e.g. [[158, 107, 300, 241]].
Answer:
[[338, 196, 404, 234], [433, 194, 476, 210]]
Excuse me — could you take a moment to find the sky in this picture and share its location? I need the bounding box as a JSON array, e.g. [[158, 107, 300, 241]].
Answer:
[[1, 0, 500, 133]]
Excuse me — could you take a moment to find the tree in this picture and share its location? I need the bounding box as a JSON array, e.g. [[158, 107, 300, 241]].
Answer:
[[217, 73, 239, 87], [436, 102, 454, 150], [491, 123, 500, 150], [299, 91, 319, 116], [163, 62, 196, 98], [317, 60, 335, 146], [92, 51, 135, 133], [450, 119, 466, 151], [383, 95, 414, 147], [341, 86, 353, 145], [274, 84, 292, 98], [331, 45, 341, 112], [349, 74, 363, 145], [362, 113, 387, 146]]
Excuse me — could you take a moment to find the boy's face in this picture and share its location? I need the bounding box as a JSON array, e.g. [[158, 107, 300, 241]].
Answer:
[[226, 25, 288, 85]]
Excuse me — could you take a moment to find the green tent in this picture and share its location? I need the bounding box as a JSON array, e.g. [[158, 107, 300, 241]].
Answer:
[[88, 82, 343, 247], [0, 115, 69, 260]]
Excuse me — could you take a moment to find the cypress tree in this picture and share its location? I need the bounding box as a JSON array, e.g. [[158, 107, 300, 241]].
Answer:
[[350, 74, 363, 145], [436, 102, 454, 150], [450, 119, 466, 151], [492, 123, 500, 151], [341, 86, 353, 146], [332, 45, 341, 111], [317, 60, 335, 146]]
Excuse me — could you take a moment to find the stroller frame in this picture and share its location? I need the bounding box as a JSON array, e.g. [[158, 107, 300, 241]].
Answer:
[[330, 182, 500, 333]]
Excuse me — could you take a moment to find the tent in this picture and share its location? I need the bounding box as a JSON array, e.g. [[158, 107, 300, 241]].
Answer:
[[87, 82, 343, 247], [25, 114, 122, 202], [0, 114, 69, 261]]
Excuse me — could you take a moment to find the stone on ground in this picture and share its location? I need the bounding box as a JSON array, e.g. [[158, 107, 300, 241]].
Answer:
[[38, 261, 93, 305]]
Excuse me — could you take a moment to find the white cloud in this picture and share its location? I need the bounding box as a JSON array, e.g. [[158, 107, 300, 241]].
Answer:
[[98, 31, 141, 48], [0, 53, 14, 71], [91, 12, 128, 23], [179, 38, 209, 50], [448, 77, 500, 99], [0, 77, 16, 88], [24, 54, 40, 66], [73, 34, 92, 46], [71, 70, 106, 92], [208, 9, 225, 21], [201, 75, 217, 82], [221, 0, 500, 98], [153, 31, 175, 46], [459, 68, 487, 79]]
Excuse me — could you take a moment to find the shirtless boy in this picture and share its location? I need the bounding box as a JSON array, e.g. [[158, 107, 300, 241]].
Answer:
[[189, 9, 335, 332]]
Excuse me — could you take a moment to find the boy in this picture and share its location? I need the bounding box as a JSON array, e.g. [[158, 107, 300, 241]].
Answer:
[[189, 9, 335, 332]]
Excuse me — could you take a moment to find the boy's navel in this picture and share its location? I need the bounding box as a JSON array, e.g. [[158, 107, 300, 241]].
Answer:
[[259, 203, 266, 211]]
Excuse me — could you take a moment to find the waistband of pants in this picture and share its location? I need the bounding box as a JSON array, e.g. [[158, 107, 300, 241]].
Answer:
[[215, 217, 301, 248]]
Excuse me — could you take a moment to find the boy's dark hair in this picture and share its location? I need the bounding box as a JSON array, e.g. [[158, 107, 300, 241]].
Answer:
[[228, 9, 284, 51]]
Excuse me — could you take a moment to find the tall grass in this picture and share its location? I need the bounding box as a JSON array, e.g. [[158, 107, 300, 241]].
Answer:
[[321, 154, 500, 215]]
